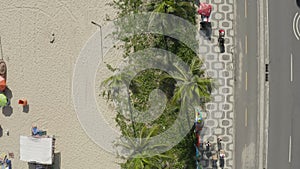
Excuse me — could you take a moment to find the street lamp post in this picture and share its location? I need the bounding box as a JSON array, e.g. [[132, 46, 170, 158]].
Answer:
[[91, 21, 103, 62]]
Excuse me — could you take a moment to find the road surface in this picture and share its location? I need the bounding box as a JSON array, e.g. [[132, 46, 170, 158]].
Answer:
[[268, 0, 300, 169], [235, 0, 259, 168]]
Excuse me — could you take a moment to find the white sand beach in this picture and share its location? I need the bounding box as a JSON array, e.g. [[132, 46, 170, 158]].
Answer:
[[0, 0, 122, 168]]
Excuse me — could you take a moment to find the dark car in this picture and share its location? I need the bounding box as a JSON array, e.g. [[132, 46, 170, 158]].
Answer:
[[297, 0, 300, 8]]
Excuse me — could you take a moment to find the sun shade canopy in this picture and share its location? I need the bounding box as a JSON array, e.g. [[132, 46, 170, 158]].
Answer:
[[20, 136, 54, 165]]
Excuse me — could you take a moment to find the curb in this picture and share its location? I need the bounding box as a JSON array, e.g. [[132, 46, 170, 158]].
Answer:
[[264, 0, 270, 168], [257, 0, 269, 168], [232, 0, 238, 168]]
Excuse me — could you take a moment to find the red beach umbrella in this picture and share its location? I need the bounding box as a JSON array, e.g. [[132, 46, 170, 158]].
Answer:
[[197, 2, 212, 17], [0, 76, 6, 91]]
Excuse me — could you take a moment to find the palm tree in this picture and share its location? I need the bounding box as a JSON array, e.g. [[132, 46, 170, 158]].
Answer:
[[114, 0, 143, 16], [172, 58, 214, 105], [101, 64, 138, 137], [161, 58, 215, 127], [145, 0, 195, 51], [116, 125, 175, 169], [148, 0, 196, 26], [151, 0, 194, 17]]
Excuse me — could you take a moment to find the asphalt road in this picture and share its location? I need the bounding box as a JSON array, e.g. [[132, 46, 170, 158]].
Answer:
[[268, 0, 300, 168], [235, 0, 259, 168]]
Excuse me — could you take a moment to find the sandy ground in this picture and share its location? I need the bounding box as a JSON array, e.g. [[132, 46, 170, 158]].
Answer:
[[0, 0, 122, 168]]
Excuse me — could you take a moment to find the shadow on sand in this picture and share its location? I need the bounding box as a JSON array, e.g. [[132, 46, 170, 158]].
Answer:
[[2, 106, 13, 117], [23, 104, 29, 113], [28, 152, 61, 169], [2, 87, 13, 116], [4, 87, 13, 99]]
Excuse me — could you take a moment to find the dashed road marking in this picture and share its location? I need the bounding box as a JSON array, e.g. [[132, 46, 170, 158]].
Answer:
[[245, 35, 248, 54], [245, 72, 248, 91], [245, 0, 247, 18], [291, 54, 293, 82], [245, 107, 248, 127], [289, 135, 292, 163]]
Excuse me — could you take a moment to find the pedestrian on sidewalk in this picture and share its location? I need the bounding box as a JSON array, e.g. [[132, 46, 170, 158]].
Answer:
[[217, 136, 222, 151]]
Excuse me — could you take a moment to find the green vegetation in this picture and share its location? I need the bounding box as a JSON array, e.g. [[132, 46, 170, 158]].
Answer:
[[101, 0, 215, 168]]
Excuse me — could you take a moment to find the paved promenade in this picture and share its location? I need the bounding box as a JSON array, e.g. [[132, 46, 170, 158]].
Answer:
[[198, 0, 235, 168]]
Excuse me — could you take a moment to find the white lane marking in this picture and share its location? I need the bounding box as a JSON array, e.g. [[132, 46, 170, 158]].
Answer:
[[245, 72, 248, 91], [289, 136, 292, 163], [291, 54, 293, 82], [245, 35, 248, 54], [293, 12, 300, 40], [245, 0, 247, 18], [245, 108, 248, 127]]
